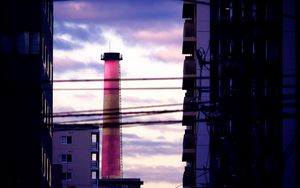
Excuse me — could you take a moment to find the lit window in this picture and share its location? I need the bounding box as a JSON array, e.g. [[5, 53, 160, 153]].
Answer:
[[92, 153, 97, 161], [16, 32, 29, 54]]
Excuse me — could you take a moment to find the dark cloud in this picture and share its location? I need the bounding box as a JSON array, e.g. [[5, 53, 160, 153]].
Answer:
[[54, 57, 104, 74], [54, 0, 181, 27], [54, 0, 183, 48], [54, 22, 106, 45], [123, 135, 182, 157], [124, 165, 183, 183]]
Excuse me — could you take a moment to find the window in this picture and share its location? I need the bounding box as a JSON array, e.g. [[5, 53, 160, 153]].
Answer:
[[92, 133, 97, 143], [62, 172, 72, 181], [61, 136, 72, 144], [91, 171, 97, 179], [92, 153, 97, 161], [30, 32, 40, 54], [16, 32, 29, 54], [0, 34, 13, 54], [61, 154, 72, 162]]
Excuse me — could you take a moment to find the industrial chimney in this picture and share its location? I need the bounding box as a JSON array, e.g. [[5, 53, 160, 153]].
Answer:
[[101, 52, 122, 178]]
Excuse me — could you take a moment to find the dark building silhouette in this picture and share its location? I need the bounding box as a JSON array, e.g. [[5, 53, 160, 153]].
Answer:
[[0, 0, 53, 188], [181, 0, 298, 188], [98, 178, 143, 188]]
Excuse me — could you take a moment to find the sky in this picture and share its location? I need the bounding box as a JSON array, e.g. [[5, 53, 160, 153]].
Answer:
[[53, 0, 186, 187]]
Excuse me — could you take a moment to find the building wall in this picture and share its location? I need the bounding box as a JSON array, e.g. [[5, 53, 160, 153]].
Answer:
[[181, 1, 198, 187], [182, 0, 297, 187], [53, 126, 100, 188], [209, 0, 284, 187], [0, 1, 53, 188], [282, 0, 297, 187], [196, 1, 210, 187]]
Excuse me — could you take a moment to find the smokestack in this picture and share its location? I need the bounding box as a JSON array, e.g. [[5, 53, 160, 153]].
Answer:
[[101, 52, 123, 178]]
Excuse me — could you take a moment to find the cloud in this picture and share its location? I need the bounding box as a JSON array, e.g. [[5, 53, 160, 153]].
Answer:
[[148, 45, 184, 64], [54, 37, 83, 50], [55, 22, 105, 42], [73, 92, 99, 100], [122, 96, 165, 105], [123, 134, 182, 157], [54, 57, 103, 74], [53, 105, 75, 113], [54, 0, 181, 27], [124, 165, 183, 183], [54, 0, 183, 50], [128, 27, 182, 46]]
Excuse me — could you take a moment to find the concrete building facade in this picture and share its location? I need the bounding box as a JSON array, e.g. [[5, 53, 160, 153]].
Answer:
[[53, 124, 100, 188]]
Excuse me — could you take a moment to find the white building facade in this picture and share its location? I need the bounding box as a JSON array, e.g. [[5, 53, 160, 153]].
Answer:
[[53, 125, 100, 188]]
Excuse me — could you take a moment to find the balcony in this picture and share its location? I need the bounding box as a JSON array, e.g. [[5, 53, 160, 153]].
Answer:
[[182, 95, 197, 126], [182, 166, 195, 187], [182, 20, 196, 54], [182, 129, 196, 162], [182, 57, 196, 90], [182, 1, 196, 19]]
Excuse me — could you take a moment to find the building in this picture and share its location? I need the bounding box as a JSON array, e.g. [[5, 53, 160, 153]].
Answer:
[[181, 0, 210, 187], [0, 0, 53, 188], [53, 124, 100, 188], [181, 0, 298, 187]]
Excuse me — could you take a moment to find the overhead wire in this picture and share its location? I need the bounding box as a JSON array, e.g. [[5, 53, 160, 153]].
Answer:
[[53, 101, 214, 118], [54, 118, 209, 128], [54, 102, 186, 114], [52, 77, 199, 82], [53, 101, 213, 124], [53, 87, 184, 91], [47, 74, 295, 84], [53, 108, 185, 118], [54, 112, 171, 124]]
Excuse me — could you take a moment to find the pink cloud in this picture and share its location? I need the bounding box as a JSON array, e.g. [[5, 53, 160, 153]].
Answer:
[[132, 27, 182, 45], [149, 45, 185, 64]]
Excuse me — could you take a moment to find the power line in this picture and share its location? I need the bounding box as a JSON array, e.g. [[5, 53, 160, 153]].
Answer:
[[54, 111, 180, 124], [47, 74, 296, 83], [53, 108, 185, 118], [53, 87, 184, 91], [52, 77, 195, 83], [54, 103, 186, 114], [54, 120, 183, 127], [54, 118, 208, 127], [53, 102, 215, 118]]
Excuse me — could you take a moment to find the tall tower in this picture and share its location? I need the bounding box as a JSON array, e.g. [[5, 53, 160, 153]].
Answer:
[[101, 52, 122, 178]]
